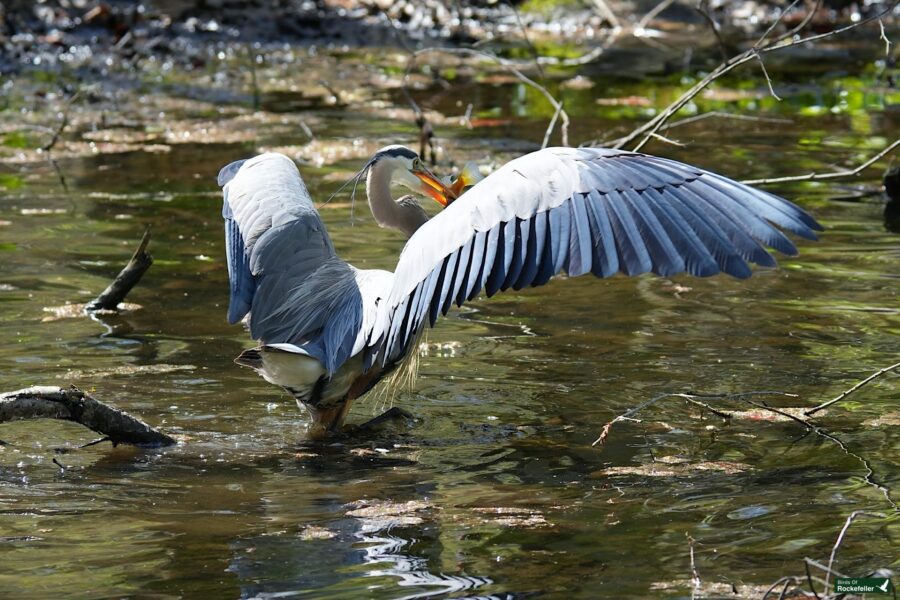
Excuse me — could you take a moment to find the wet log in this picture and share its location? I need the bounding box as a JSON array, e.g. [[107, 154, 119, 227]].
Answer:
[[0, 385, 176, 447], [86, 227, 153, 312]]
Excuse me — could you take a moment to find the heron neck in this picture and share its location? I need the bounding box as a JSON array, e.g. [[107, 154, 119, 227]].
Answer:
[[366, 162, 428, 238]]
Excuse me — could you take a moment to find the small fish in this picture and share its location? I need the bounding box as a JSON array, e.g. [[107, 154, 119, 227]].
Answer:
[[442, 162, 484, 204]]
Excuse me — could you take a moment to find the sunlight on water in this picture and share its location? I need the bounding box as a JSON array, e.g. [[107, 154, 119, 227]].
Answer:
[[0, 48, 897, 599]]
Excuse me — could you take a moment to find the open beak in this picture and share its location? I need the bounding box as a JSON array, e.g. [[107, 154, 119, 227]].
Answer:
[[412, 167, 456, 207]]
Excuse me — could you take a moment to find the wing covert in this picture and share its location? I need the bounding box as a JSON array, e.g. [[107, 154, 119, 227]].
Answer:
[[219, 153, 362, 372], [364, 147, 822, 369]]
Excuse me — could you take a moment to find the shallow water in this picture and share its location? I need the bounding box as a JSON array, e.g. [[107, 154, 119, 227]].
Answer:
[[0, 48, 898, 599]]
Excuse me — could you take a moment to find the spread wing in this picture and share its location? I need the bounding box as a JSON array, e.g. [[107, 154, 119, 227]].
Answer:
[[219, 153, 362, 372], [364, 147, 822, 369]]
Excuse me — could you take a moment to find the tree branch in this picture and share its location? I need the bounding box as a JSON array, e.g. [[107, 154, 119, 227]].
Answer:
[[0, 385, 175, 447], [86, 227, 153, 312]]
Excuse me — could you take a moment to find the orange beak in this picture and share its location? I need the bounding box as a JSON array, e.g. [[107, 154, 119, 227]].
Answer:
[[413, 168, 456, 207]]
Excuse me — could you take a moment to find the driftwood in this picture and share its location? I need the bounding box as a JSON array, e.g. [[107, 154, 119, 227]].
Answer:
[[86, 227, 153, 312], [0, 385, 175, 447]]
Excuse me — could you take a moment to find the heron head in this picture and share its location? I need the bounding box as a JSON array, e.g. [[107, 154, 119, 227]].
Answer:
[[371, 145, 455, 206]]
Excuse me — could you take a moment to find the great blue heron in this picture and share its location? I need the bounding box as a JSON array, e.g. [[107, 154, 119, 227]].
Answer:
[[218, 146, 821, 436]]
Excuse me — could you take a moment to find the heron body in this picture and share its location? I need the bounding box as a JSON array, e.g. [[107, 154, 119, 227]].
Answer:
[[218, 146, 821, 435]]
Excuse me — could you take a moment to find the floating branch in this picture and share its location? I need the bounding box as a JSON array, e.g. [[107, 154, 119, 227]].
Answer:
[[593, 384, 898, 511], [0, 385, 175, 447], [86, 227, 153, 312]]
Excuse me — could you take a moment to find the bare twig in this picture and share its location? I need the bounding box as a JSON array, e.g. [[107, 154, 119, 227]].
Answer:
[[80, 436, 111, 448], [537, 46, 608, 67], [753, 0, 805, 49], [648, 131, 684, 147], [662, 111, 792, 131], [461, 103, 473, 129], [48, 156, 69, 193], [41, 90, 80, 152], [0, 385, 175, 447], [814, 428, 898, 511], [506, 0, 544, 79], [804, 557, 848, 581], [318, 79, 343, 107], [412, 47, 569, 147], [86, 227, 153, 312], [742, 140, 900, 186], [610, 1, 895, 153], [803, 559, 822, 600], [695, 1, 728, 62], [589, 0, 620, 30], [687, 533, 701, 596], [299, 120, 314, 141], [824, 511, 887, 591], [805, 361, 900, 416], [248, 49, 261, 111], [754, 52, 781, 101], [880, 19, 892, 57], [585, 112, 792, 149], [761, 576, 799, 600], [635, 0, 677, 33], [591, 390, 795, 446]]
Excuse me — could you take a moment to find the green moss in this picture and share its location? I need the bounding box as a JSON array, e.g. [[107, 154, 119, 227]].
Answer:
[[0, 174, 24, 190], [2, 131, 34, 149], [520, 0, 580, 17]]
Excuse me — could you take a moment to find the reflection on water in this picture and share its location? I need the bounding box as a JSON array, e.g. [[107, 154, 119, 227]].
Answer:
[[353, 514, 492, 599], [0, 53, 898, 599]]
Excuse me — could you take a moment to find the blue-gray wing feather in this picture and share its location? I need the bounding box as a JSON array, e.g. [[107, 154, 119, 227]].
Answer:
[[364, 147, 822, 369], [218, 153, 362, 373]]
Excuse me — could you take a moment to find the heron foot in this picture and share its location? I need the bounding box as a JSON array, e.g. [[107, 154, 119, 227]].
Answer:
[[352, 407, 416, 433]]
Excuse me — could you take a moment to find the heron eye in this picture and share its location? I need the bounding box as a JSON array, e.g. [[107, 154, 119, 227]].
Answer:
[[412, 158, 421, 170]]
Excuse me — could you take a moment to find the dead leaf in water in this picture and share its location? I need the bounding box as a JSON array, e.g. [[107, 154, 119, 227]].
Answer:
[[346, 499, 430, 520], [722, 407, 813, 422], [651, 579, 771, 598], [298, 525, 336, 541], [593, 460, 749, 478], [864, 412, 900, 427], [471, 507, 550, 528]]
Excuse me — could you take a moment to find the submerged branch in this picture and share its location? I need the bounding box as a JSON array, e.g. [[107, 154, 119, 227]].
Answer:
[[86, 227, 153, 312], [0, 385, 175, 447], [824, 511, 887, 590], [591, 390, 795, 446], [593, 383, 898, 510], [805, 361, 900, 417]]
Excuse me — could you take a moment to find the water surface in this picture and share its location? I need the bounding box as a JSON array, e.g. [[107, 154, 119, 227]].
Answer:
[[0, 47, 898, 599]]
